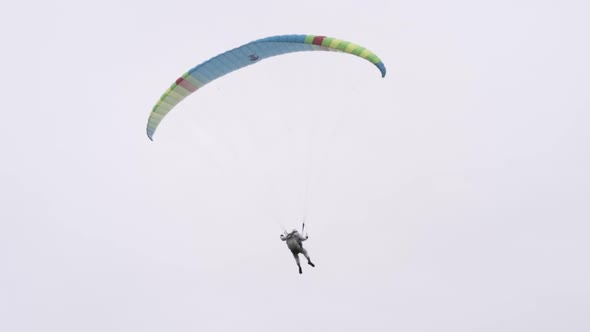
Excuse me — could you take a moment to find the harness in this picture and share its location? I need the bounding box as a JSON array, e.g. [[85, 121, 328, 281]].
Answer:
[[286, 233, 303, 247]]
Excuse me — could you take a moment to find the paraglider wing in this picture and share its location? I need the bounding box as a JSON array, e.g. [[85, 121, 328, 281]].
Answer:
[[146, 34, 386, 140]]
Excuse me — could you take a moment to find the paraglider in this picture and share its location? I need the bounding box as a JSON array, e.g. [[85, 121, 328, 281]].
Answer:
[[280, 228, 315, 274], [146, 34, 386, 140], [146, 34, 386, 274]]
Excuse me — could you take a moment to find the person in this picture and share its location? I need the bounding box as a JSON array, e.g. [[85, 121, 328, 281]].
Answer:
[[280, 229, 315, 274]]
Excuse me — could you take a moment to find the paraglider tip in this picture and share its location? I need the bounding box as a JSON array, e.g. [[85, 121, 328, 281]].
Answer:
[[376, 62, 387, 78]]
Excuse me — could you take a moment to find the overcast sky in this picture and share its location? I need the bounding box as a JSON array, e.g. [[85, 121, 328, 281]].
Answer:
[[2, 0, 589, 331]]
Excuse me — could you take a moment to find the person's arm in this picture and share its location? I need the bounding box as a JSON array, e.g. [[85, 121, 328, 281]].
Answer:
[[297, 233, 308, 241]]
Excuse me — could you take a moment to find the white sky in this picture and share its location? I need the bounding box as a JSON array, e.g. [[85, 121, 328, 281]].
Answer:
[[2, 0, 590, 331]]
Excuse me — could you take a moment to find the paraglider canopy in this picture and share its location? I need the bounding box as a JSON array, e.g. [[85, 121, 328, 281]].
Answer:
[[146, 34, 386, 140]]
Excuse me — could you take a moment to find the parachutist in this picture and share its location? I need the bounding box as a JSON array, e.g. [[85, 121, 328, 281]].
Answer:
[[280, 229, 315, 274]]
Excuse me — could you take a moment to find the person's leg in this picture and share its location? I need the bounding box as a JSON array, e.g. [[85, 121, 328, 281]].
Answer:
[[301, 248, 315, 267], [292, 252, 302, 274]]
